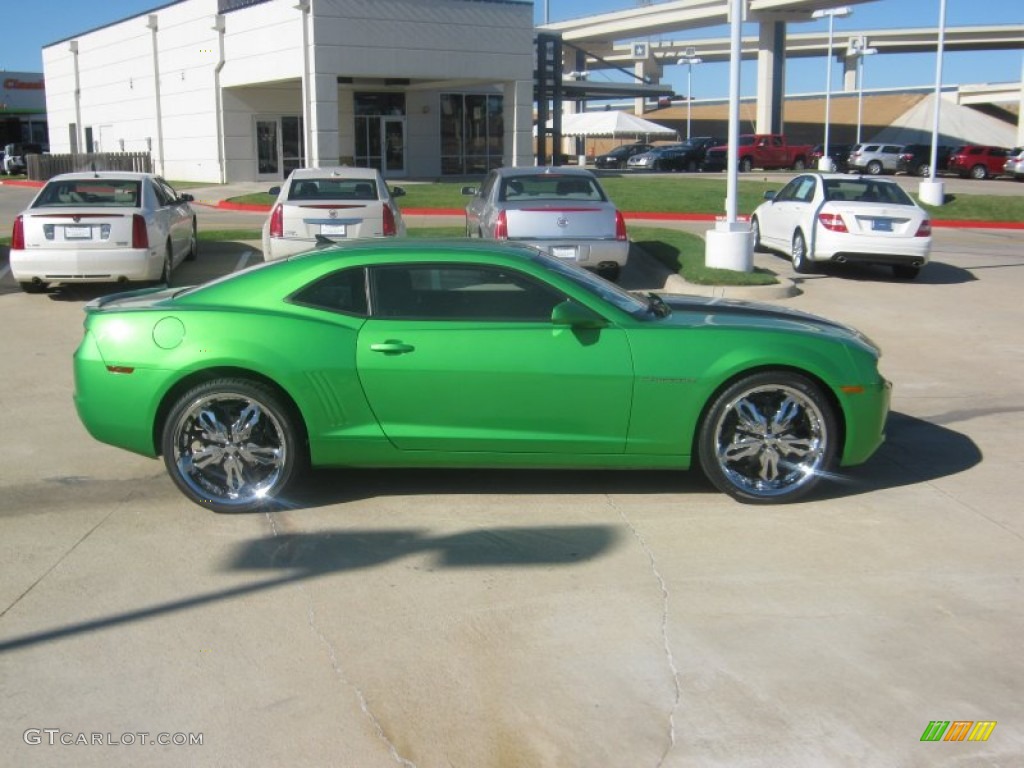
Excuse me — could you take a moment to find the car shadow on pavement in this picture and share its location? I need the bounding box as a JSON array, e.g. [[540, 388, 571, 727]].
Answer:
[[784, 259, 976, 285], [0, 523, 620, 654], [815, 410, 982, 500]]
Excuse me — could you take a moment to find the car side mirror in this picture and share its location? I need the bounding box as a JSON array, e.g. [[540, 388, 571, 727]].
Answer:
[[268, 186, 281, 196], [390, 186, 406, 197], [551, 300, 607, 329], [179, 193, 194, 202], [763, 191, 776, 201], [461, 186, 478, 196]]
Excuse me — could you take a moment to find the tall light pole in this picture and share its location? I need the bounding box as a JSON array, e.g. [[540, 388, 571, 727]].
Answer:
[[812, 6, 852, 171], [677, 51, 702, 140], [851, 46, 877, 144], [920, 0, 948, 206]]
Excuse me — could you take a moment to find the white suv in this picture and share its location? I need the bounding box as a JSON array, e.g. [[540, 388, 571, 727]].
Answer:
[[1003, 148, 1024, 181], [847, 143, 904, 175]]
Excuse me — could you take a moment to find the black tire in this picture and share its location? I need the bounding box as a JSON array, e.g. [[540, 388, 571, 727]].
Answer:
[[158, 242, 173, 286], [892, 264, 920, 280], [19, 281, 48, 294], [161, 378, 307, 513], [751, 216, 764, 253], [791, 230, 812, 274], [792, 158, 806, 171], [866, 160, 883, 175], [740, 157, 753, 173], [698, 371, 838, 503], [185, 220, 198, 261], [917, 163, 931, 177], [970, 164, 987, 180], [597, 264, 621, 282]]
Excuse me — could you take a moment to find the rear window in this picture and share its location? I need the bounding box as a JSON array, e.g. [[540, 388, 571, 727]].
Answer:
[[823, 179, 914, 206], [288, 178, 378, 201], [33, 179, 142, 207], [499, 174, 605, 202]]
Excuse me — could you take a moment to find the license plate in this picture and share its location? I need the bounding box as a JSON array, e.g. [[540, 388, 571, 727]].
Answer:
[[551, 246, 577, 260], [320, 224, 347, 236], [871, 219, 893, 232], [64, 225, 92, 239]]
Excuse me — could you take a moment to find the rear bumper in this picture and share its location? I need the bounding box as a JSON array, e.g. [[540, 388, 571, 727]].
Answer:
[[515, 238, 630, 269], [10, 247, 159, 283], [813, 230, 931, 267]]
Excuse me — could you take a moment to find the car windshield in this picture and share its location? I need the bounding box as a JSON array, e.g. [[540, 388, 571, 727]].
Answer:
[[823, 179, 915, 205], [288, 178, 378, 201], [526, 249, 651, 318], [33, 179, 142, 207], [499, 174, 606, 202]]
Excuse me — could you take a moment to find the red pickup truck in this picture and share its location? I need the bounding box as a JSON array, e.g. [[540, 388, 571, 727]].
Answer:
[[702, 134, 812, 172]]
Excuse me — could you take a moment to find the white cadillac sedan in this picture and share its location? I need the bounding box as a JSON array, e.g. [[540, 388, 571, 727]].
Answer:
[[262, 167, 406, 261], [751, 173, 931, 279], [10, 172, 196, 293]]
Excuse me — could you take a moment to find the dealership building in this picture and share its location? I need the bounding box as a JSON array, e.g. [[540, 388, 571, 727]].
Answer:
[[0, 72, 48, 147], [41, 0, 535, 182]]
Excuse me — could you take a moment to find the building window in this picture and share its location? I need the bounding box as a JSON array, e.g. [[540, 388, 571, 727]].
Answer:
[[354, 93, 405, 172], [440, 93, 503, 176]]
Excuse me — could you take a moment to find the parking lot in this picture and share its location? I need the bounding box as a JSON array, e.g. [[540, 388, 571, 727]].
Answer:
[[1, 182, 1022, 767]]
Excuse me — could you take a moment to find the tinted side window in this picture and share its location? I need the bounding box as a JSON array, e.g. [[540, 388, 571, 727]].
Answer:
[[370, 264, 565, 321], [773, 177, 803, 203], [290, 267, 368, 316]]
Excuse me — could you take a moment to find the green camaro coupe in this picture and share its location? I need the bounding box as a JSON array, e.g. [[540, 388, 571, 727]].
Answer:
[[73, 240, 890, 512]]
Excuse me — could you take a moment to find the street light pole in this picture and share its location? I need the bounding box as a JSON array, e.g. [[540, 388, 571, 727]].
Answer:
[[854, 47, 877, 144], [920, 0, 948, 206], [812, 7, 852, 171], [677, 54, 702, 140]]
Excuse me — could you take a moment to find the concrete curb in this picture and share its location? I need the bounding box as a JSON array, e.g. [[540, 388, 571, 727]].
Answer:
[[661, 273, 800, 300]]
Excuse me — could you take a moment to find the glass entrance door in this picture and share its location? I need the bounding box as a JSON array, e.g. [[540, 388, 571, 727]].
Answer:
[[256, 119, 279, 177], [383, 118, 405, 176], [256, 116, 305, 180]]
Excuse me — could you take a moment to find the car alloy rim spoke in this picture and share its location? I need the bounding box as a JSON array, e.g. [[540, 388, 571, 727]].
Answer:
[[239, 443, 282, 467], [231, 402, 262, 442], [715, 384, 826, 496], [197, 409, 230, 444], [192, 443, 226, 469]]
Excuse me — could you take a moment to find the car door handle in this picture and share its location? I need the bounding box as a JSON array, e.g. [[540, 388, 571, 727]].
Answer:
[[370, 341, 415, 354]]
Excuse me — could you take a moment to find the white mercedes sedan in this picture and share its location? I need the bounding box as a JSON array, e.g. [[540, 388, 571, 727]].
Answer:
[[751, 173, 931, 279], [262, 167, 406, 261], [10, 172, 196, 293]]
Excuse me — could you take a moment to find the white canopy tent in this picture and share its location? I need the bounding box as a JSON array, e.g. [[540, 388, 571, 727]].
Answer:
[[553, 110, 678, 139]]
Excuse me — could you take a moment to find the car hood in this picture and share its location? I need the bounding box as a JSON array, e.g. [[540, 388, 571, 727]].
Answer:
[[657, 294, 879, 352]]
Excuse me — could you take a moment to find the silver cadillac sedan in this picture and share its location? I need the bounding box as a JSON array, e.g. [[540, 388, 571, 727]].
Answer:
[[462, 167, 629, 281]]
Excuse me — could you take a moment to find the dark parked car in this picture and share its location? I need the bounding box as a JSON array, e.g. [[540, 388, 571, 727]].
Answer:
[[809, 144, 852, 172], [946, 145, 1010, 180], [896, 144, 954, 177], [593, 143, 654, 169]]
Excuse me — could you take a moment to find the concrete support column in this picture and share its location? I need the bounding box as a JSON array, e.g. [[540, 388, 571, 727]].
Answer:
[[309, 72, 339, 167], [843, 55, 857, 91], [755, 20, 786, 134], [506, 79, 533, 168]]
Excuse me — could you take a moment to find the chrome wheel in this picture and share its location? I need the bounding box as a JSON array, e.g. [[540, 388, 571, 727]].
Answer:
[[970, 164, 987, 180], [699, 373, 837, 503], [162, 379, 304, 512], [867, 160, 883, 175], [751, 216, 763, 252], [791, 230, 812, 273]]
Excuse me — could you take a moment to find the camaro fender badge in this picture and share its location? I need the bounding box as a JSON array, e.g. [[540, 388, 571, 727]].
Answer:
[[641, 377, 698, 384], [556, 216, 569, 228]]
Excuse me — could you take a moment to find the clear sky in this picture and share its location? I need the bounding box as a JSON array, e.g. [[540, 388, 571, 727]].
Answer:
[[2, 0, 1021, 100]]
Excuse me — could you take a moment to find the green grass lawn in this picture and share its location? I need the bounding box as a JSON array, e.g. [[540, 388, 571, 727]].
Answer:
[[226, 175, 1024, 222], [630, 226, 779, 286]]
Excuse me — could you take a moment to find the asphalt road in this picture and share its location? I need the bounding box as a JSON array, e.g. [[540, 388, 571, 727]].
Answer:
[[0, 183, 1022, 767]]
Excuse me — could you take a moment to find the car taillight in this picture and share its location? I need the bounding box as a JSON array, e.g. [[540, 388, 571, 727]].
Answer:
[[11, 215, 25, 249], [269, 204, 284, 238], [915, 219, 932, 237], [382, 204, 396, 236], [818, 212, 848, 233], [494, 210, 508, 240], [131, 214, 149, 249], [615, 210, 627, 240]]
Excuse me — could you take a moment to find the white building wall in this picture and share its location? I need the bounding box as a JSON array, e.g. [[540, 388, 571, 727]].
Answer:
[[41, 0, 534, 182]]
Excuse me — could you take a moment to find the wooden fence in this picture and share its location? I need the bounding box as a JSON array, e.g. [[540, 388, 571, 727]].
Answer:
[[26, 152, 153, 181]]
